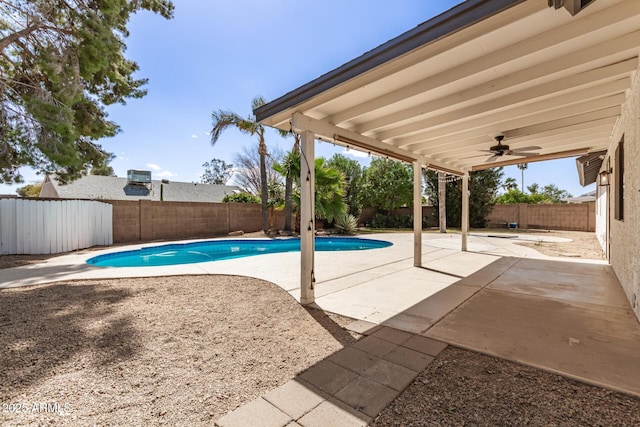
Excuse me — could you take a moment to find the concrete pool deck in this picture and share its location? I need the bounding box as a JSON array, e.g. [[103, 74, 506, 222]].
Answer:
[[2, 232, 639, 402]]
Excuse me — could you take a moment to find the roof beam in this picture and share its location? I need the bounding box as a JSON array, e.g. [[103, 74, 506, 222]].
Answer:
[[356, 57, 637, 134], [328, 0, 640, 125], [377, 78, 628, 141], [255, 0, 541, 128], [405, 107, 620, 155], [398, 94, 624, 150], [290, 113, 463, 174]]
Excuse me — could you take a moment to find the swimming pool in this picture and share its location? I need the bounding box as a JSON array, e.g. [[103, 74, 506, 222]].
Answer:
[[86, 237, 393, 267]]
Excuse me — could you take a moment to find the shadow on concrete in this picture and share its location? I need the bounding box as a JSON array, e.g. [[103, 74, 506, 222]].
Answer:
[[0, 263, 99, 289], [304, 306, 359, 347], [0, 283, 139, 398], [375, 255, 640, 397]]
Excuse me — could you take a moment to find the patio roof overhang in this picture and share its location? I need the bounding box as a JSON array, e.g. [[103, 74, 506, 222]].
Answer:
[[255, 0, 640, 174]]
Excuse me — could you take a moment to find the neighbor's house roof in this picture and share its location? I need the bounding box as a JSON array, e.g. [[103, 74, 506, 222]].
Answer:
[[564, 189, 597, 203], [39, 175, 240, 203], [255, 0, 639, 175]]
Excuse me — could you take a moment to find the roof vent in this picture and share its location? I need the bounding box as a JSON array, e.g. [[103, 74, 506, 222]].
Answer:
[[127, 170, 152, 186]]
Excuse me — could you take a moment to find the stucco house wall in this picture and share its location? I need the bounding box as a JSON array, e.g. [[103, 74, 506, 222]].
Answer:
[[603, 63, 640, 321]]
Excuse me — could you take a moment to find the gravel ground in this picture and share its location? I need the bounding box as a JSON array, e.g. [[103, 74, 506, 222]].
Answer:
[[2, 230, 636, 426], [513, 230, 606, 260], [372, 346, 640, 427], [0, 275, 357, 426]]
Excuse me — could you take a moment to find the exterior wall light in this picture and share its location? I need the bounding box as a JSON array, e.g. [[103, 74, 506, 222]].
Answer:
[[599, 169, 612, 186]]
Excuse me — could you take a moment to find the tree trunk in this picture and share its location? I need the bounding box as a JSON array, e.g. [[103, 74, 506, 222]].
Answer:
[[284, 136, 300, 232], [438, 171, 447, 233], [258, 140, 269, 232], [284, 174, 293, 231]]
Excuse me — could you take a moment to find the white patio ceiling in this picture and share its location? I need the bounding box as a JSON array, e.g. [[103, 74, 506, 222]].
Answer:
[[255, 0, 640, 175]]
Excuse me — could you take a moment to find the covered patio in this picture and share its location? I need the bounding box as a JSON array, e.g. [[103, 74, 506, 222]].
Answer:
[[254, 0, 640, 307]]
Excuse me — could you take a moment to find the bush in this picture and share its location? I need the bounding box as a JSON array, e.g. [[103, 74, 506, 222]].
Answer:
[[369, 213, 429, 229], [222, 192, 260, 204], [334, 213, 358, 235]]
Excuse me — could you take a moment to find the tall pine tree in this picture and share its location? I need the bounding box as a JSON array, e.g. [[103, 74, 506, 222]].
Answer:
[[0, 0, 174, 183]]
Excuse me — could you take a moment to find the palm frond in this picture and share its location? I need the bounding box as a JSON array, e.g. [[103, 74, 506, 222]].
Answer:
[[210, 110, 244, 145]]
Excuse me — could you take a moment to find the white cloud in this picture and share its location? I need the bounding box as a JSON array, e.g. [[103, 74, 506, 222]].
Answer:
[[155, 170, 176, 178], [146, 163, 161, 171], [343, 148, 369, 158], [191, 134, 198, 138]]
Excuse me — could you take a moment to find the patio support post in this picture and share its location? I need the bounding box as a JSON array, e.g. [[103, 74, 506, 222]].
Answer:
[[413, 161, 423, 267], [300, 130, 316, 305], [461, 171, 470, 252]]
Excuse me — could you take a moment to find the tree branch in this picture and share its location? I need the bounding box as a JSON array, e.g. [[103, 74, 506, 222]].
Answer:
[[0, 21, 43, 51]]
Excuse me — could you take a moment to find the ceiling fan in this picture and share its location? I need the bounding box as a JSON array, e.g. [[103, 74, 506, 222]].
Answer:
[[475, 135, 541, 163]]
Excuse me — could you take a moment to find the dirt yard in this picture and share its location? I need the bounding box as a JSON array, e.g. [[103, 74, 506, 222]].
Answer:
[[514, 229, 606, 260], [2, 231, 636, 426]]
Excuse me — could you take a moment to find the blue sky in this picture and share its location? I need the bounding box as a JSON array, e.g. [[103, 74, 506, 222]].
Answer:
[[2, 0, 594, 197]]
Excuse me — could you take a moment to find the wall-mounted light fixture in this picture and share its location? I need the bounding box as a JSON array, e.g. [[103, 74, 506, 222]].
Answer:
[[599, 169, 612, 186]]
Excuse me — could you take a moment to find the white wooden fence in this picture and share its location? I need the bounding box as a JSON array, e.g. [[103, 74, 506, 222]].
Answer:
[[0, 199, 113, 255]]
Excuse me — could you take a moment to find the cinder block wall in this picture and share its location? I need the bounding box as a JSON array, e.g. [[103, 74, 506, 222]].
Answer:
[[486, 202, 595, 231], [106, 200, 285, 243], [607, 62, 640, 322]]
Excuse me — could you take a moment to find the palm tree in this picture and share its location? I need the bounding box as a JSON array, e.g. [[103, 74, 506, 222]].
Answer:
[[438, 171, 446, 233], [503, 177, 518, 191], [517, 163, 528, 192], [274, 154, 347, 227], [211, 96, 269, 232]]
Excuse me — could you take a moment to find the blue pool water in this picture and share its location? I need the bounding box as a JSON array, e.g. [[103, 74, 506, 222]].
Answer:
[[86, 237, 393, 267]]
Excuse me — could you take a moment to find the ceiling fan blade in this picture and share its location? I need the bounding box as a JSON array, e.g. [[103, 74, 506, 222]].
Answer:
[[510, 152, 540, 158], [511, 146, 541, 152], [460, 154, 487, 160], [485, 155, 500, 163]]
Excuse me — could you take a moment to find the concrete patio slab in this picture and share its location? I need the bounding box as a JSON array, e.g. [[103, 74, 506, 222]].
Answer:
[[402, 335, 448, 357], [375, 311, 435, 334], [350, 335, 397, 358], [382, 346, 434, 372], [422, 251, 502, 277], [402, 284, 479, 327], [328, 348, 378, 375], [299, 361, 358, 395], [296, 400, 370, 427], [488, 264, 628, 308], [263, 380, 327, 420], [216, 397, 291, 427], [425, 288, 640, 396], [344, 319, 381, 336], [334, 376, 398, 418], [370, 326, 413, 345], [360, 358, 417, 391]]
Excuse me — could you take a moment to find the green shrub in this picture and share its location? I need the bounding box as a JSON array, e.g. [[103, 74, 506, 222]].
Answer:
[[334, 213, 358, 235], [223, 192, 260, 204], [369, 213, 430, 229]]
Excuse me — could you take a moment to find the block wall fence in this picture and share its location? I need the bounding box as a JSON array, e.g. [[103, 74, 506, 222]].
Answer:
[[106, 200, 286, 243], [485, 202, 595, 232], [360, 203, 594, 232]]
